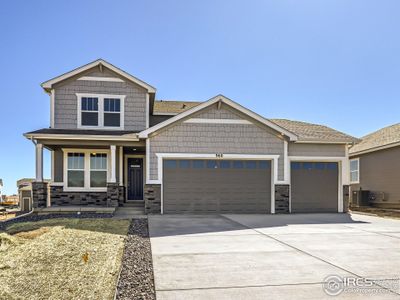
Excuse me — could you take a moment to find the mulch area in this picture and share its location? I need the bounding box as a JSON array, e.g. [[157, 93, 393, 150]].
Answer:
[[0, 213, 113, 231], [115, 218, 156, 300]]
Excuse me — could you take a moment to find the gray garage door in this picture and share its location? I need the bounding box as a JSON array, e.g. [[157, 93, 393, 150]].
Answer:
[[163, 159, 271, 213], [291, 162, 338, 213]]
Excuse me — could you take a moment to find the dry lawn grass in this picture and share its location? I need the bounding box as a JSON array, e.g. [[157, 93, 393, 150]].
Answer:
[[0, 218, 130, 300], [0, 213, 16, 221]]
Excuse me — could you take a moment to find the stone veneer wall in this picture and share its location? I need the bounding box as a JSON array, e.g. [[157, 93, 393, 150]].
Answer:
[[107, 183, 125, 207], [32, 181, 48, 208], [343, 185, 350, 212], [275, 184, 290, 214], [144, 184, 161, 214], [49, 184, 124, 207]]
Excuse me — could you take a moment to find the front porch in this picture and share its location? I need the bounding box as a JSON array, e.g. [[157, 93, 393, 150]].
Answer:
[[31, 140, 153, 211]]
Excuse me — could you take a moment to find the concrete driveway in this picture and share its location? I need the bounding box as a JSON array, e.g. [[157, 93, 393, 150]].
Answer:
[[148, 213, 400, 299]]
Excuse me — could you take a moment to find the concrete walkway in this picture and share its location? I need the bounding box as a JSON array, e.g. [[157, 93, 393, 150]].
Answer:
[[148, 213, 400, 299]]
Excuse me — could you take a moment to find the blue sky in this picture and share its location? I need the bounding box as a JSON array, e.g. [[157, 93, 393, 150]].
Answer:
[[1, 0, 399, 194]]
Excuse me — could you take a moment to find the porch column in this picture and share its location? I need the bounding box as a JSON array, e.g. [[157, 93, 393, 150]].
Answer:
[[35, 143, 43, 182], [110, 145, 116, 183], [119, 146, 123, 185]]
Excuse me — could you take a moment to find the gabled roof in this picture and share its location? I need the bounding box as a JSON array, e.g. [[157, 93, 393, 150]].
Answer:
[[349, 123, 400, 155], [153, 100, 202, 115], [270, 119, 359, 144], [41, 59, 156, 93], [140, 95, 299, 140]]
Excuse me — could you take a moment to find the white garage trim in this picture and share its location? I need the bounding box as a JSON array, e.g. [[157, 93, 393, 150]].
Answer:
[[288, 156, 346, 213], [183, 118, 252, 125], [155, 153, 279, 214]]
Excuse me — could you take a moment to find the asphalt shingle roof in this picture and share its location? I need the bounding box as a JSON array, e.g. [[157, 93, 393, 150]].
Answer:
[[269, 119, 358, 143], [153, 100, 358, 143], [349, 123, 400, 154], [153, 100, 202, 114]]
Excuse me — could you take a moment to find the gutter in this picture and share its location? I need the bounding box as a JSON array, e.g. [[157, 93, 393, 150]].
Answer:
[[24, 133, 140, 142]]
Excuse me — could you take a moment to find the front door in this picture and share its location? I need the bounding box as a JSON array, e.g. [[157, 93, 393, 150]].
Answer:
[[127, 158, 144, 200]]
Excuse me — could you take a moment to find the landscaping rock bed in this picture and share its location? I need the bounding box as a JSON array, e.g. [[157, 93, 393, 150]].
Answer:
[[0, 212, 113, 231], [116, 219, 156, 300]]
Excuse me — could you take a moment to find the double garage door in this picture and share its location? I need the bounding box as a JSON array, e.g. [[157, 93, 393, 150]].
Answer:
[[162, 159, 339, 214], [163, 159, 271, 213]]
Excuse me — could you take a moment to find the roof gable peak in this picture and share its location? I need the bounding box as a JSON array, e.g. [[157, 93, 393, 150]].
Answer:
[[41, 59, 156, 93], [140, 94, 298, 140]]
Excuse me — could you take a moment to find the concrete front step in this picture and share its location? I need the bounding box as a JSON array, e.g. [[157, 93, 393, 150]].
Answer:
[[123, 201, 144, 207], [116, 208, 145, 213], [114, 207, 145, 219]]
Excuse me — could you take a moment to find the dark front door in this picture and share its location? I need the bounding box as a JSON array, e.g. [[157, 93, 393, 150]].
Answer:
[[127, 158, 144, 200]]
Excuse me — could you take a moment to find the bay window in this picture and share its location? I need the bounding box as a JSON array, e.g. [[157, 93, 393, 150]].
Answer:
[[64, 150, 109, 191], [77, 93, 125, 129]]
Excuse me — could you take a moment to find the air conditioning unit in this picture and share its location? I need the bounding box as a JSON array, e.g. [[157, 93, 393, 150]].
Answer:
[[351, 190, 370, 207], [369, 191, 386, 203]]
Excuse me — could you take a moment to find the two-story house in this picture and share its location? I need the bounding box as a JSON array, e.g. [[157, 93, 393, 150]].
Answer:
[[25, 59, 358, 214]]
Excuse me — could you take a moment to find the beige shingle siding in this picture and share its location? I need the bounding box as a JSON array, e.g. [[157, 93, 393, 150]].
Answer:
[[53, 67, 148, 131], [270, 119, 358, 143], [152, 101, 358, 143], [349, 123, 400, 154], [193, 103, 242, 119], [149, 106, 285, 181], [289, 143, 346, 157]]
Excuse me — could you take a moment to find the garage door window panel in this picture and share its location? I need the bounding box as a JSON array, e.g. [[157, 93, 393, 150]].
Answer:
[[245, 161, 257, 169]]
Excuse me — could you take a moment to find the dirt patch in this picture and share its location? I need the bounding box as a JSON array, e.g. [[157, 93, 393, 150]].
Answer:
[[0, 218, 130, 300], [351, 207, 400, 219], [0, 213, 16, 221], [116, 219, 156, 300], [14, 227, 51, 239]]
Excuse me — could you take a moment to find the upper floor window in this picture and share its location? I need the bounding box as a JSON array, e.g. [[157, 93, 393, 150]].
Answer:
[[104, 98, 121, 127], [81, 97, 99, 126], [350, 158, 359, 183], [77, 93, 125, 129]]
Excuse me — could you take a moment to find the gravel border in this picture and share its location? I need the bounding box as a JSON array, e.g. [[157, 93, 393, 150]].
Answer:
[[0, 213, 113, 231], [115, 218, 156, 300]]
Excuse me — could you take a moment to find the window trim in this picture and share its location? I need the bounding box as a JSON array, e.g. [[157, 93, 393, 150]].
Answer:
[[76, 93, 125, 130], [63, 148, 110, 192], [349, 158, 360, 184]]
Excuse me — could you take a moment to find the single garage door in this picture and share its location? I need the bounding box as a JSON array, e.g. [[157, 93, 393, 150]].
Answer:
[[291, 162, 338, 213], [163, 159, 271, 213]]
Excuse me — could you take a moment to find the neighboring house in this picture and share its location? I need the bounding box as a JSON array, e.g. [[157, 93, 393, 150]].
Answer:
[[17, 178, 49, 211], [349, 123, 400, 209], [24, 59, 358, 214], [1, 195, 19, 206]]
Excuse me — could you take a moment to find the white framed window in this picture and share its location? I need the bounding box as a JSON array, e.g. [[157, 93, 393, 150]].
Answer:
[[350, 158, 360, 183], [76, 93, 125, 129], [63, 149, 110, 191]]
